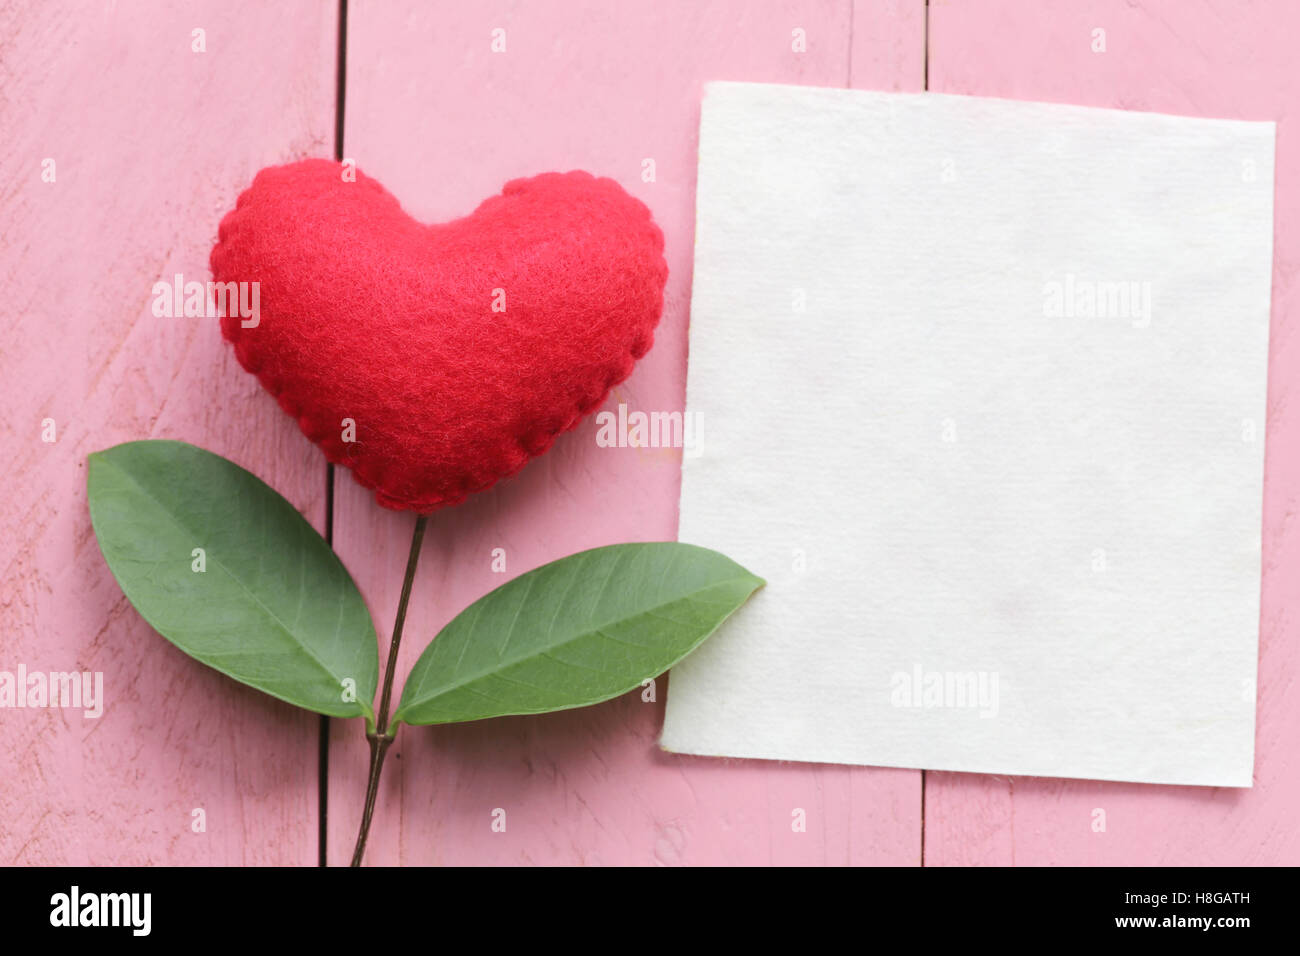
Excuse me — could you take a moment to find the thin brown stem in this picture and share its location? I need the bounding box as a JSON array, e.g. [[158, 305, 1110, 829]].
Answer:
[[349, 511, 428, 867]]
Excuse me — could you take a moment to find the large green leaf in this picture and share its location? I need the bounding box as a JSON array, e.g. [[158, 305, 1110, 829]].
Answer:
[[88, 440, 377, 720], [394, 542, 763, 727]]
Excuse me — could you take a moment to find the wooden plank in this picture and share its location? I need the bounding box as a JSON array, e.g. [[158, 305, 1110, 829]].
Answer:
[[329, 0, 927, 866], [852, 0, 927, 90], [0, 0, 336, 864], [923, 0, 1300, 865]]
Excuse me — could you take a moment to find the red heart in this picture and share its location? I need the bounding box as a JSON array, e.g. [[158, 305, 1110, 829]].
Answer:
[[210, 159, 667, 512]]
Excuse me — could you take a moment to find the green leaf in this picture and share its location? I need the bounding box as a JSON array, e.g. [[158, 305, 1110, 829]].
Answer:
[[87, 440, 377, 721], [394, 542, 763, 727]]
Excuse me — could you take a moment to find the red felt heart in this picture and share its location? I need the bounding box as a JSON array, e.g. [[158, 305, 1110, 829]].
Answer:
[[210, 159, 667, 512]]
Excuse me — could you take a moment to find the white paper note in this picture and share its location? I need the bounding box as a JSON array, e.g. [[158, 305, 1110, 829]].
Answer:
[[663, 82, 1274, 787]]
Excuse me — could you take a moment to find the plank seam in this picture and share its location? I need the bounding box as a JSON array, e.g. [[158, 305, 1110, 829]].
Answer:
[[320, 0, 350, 870]]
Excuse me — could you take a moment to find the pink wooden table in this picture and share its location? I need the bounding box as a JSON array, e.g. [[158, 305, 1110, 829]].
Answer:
[[2, 0, 1295, 865]]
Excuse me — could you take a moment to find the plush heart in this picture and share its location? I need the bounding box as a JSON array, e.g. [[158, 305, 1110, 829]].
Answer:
[[210, 159, 667, 512]]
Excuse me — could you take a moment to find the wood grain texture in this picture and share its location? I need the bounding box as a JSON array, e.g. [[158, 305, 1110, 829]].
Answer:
[[852, 0, 926, 90], [8, 0, 1288, 868], [327, 0, 925, 866], [923, 0, 1300, 865], [0, 0, 335, 864]]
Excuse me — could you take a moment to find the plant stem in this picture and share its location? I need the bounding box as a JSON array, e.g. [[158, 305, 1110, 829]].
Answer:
[[349, 511, 429, 867]]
